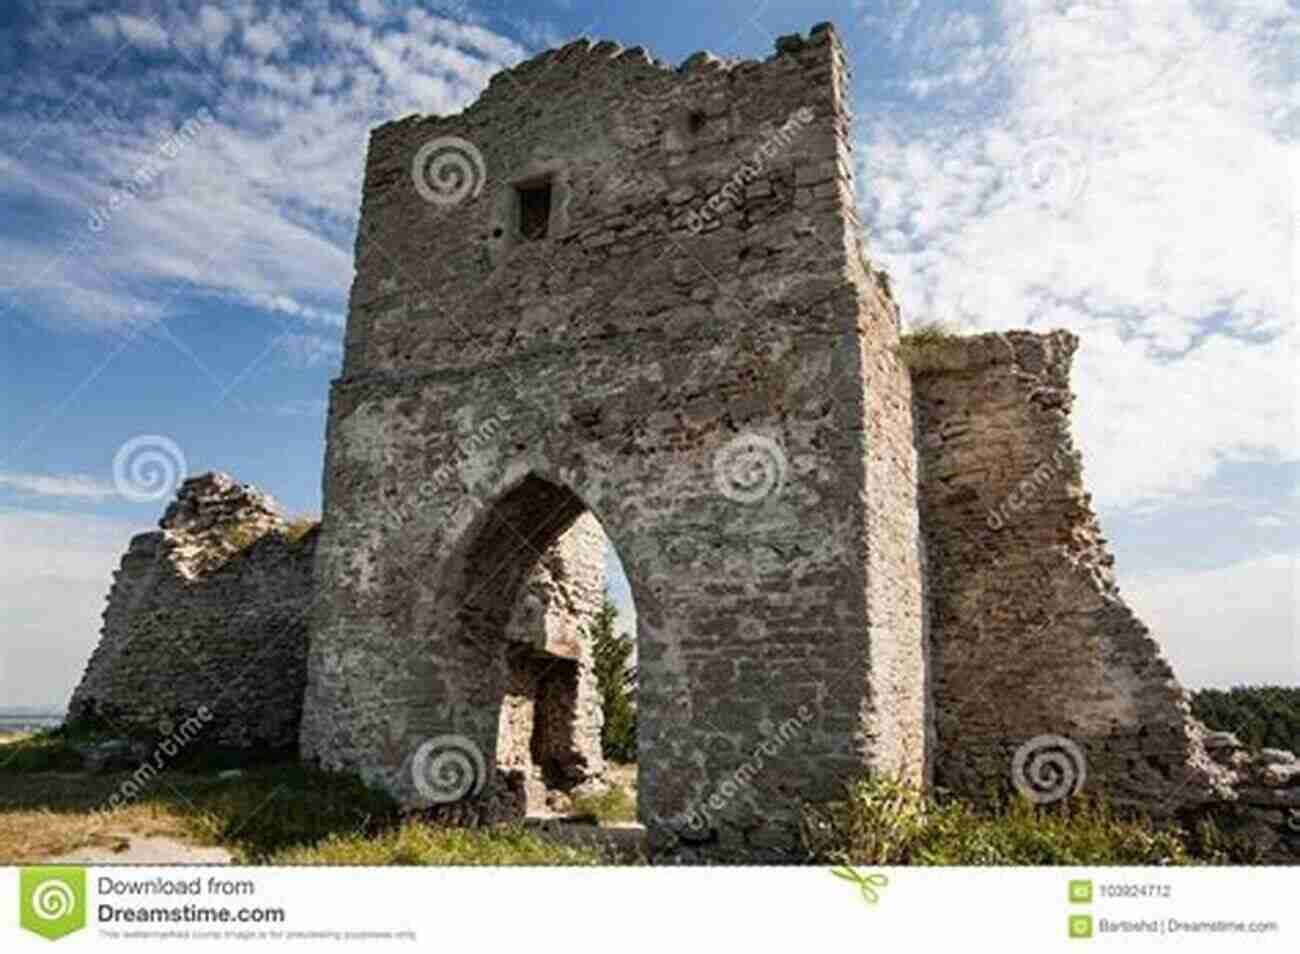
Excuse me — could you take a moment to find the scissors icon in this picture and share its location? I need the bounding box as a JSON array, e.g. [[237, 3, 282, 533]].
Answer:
[[831, 866, 890, 905]]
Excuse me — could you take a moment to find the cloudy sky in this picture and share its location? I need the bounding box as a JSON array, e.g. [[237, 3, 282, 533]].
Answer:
[[0, 0, 1294, 709]]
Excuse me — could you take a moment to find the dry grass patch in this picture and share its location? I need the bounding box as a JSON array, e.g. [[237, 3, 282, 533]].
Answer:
[[284, 516, 319, 545], [0, 758, 396, 864], [1, 736, 636, 866]]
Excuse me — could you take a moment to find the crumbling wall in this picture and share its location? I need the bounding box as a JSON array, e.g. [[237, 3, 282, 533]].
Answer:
[[912, 331, 1231, 813], [67, 473, 317, 750], [1201, 733, 1300, 862], [69, 473, 610, 780]]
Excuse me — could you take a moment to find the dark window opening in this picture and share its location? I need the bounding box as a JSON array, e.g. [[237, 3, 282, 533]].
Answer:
[[517, 182, 552, 241], [688, 111, 706, 134]]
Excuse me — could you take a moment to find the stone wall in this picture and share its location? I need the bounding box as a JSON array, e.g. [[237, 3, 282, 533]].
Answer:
[[67, 473, 317, 750], [499, 511, 608, 811], [301, 22, 925, 861], [1201, 733, 1300, 862], [911, 331, 1230, 812]]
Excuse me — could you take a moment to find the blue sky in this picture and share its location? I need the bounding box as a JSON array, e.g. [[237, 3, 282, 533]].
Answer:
[[0, 0, 1295, 708]]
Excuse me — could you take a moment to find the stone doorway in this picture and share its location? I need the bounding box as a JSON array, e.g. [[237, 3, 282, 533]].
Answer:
[[447, 476, 608, 816]]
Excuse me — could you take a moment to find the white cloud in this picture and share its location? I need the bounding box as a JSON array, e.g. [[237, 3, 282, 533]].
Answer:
[[2, 1, 528, 336], [275, 332, 343, 369], [1126, 551, 1298, 689], [88, 14, 117, 41], [242, 20, 281, 58], [857, 0, 1298, 513], [0, 471, 119, 500], [196, 5, 232, 54], [115, 14, 171, 50], [0, 510, 144, 709], [272, 398, 328, 418]]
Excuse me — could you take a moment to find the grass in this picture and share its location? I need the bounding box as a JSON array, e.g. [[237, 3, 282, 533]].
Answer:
[[0, 731, 624, 865], [268, 822, 605, 865], [284, 516, 319, 546], [0, 756, 396, 863], [569, 785, 637, 825], [215, 516, 316, 553], [7, 739, 1250, 867], [801, 776, 1252, 866], [894, 320, 963, 371]]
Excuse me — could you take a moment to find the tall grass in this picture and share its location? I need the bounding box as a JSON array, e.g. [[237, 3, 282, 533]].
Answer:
[[802, 777, 1211, 866], [268, 822, 605, 865]]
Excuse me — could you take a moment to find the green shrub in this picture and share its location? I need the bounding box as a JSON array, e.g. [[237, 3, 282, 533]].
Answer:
[[1191, 686, 1300, 753], [587, 600, 637, 763], [0, 730, 83, 774], [895, 320, 962, 371], [803, 777, 1197, 866]]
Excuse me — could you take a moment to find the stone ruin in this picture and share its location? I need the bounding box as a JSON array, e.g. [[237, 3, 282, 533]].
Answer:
[[69, 473, 609, 817], [68, 473, 315, 751], [69, 23, 1297, 862]]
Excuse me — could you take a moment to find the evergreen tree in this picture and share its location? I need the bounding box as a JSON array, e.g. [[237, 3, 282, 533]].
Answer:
[[1191, 686, 1300, 753], [588, 599, 637, 763]]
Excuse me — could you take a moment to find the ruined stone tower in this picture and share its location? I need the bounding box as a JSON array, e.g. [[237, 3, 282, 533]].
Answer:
[[298, 23, 927, 859], [68, 22, 1296, 864]]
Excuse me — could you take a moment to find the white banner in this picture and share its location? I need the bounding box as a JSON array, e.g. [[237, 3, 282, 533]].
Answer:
[[4, 866, 1293, 952]]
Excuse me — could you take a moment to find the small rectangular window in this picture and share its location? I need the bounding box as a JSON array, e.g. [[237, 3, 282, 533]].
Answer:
[[517, 182, 552, 241]]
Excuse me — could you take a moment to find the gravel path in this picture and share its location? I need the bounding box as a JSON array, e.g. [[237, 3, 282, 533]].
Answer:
[[50, 833, 233, 865]]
